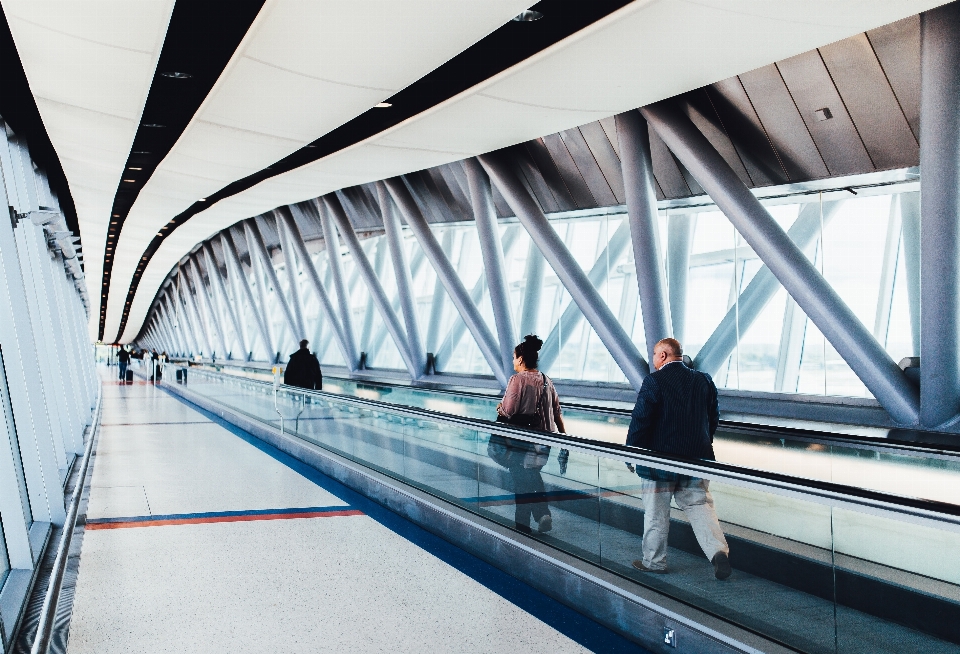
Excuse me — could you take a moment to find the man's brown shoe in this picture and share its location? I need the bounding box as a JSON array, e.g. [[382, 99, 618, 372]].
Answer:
[[632, 560, 668, 574], [712, 552, 732, 580]]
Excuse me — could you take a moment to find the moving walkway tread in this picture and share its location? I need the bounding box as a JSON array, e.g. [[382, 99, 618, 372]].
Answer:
[[171, 367, 960, 653]]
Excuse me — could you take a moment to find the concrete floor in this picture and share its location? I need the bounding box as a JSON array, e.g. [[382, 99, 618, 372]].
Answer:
[[65, 371, 640, 653]]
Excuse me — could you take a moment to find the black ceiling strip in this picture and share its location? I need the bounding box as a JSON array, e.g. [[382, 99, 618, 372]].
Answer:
[[122, 0, 634, 342], [0, 5, 79, 239], [99, 0, 265, 342]]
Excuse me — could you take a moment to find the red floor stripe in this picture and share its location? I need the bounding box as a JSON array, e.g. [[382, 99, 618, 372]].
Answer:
[[86, 509, 363, 530]]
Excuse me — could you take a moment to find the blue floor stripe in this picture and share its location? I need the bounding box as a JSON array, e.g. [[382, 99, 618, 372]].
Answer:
[[87, 505, 353, 524], [163, 386, 650, 653]]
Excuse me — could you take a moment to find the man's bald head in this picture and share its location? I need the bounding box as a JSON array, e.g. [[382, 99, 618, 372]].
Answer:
[[652, 338, 683, 370]]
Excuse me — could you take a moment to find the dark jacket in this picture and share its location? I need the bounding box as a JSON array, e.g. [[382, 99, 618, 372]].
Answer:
[[626, 361, 719, 461], [284, 348, 323, 390], [118, 349, 130, 364]]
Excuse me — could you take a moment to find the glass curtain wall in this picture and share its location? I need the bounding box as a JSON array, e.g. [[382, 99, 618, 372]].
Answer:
[[193, 185, 916, 404]]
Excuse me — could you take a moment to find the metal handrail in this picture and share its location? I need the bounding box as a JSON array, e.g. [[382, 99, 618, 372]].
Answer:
[[176, 366, 960, 530], [30, 386, 102, 654]]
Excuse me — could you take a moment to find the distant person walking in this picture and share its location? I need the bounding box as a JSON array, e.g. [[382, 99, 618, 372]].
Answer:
[[284, 340, 323, 390], [493, 335, 566, 534], [626, 338, 731, 580], [117, 347, 130, 381]]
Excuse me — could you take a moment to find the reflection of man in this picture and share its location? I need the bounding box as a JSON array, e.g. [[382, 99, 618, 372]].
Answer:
[[626, 338, 731, 580], [284, 340, 323, 390]]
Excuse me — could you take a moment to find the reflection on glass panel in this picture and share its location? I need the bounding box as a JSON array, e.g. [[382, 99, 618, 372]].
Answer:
[[0, 520, 9, 588], [0, 346, 31, 526]]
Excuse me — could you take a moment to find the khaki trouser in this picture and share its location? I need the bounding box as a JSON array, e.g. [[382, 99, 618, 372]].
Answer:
[[640, 477, 729, 570]]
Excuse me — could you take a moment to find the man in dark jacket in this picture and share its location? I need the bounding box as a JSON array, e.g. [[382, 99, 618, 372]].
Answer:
[[626, 338, 731, 580], [117, 346, 130, 380], [284, 340, 323, 390]]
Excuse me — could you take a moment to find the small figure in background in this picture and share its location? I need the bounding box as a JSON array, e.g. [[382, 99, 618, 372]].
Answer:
[[284, 339, 323, 390], [117, 346, 130, 381]]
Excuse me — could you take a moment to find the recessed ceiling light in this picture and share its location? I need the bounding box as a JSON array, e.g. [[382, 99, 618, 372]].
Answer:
[[128, 167, 142, 171], [161, 71, 192, 79], [512, 9, 542, 21], [123, 179, 136, 183], [133, 150, 151, 155], [142, 123, 164, 128], [198, 198, 207, 202], [375, 102, 392, 108], [112, 214, 120, 217]]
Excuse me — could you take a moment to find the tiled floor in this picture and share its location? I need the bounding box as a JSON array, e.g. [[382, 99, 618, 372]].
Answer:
[[65, 371, 639, 653]]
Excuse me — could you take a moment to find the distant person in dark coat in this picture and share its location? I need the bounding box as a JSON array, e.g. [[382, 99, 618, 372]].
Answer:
[[626, 338, 731, 580], [285, 340, 323, 390], [117, 347, 130, 380]]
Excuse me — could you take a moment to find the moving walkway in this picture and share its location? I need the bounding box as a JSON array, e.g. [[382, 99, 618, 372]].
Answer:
[[164, 365, 960, 654]]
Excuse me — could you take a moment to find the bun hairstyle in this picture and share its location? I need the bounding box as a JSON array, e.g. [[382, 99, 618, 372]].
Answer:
[[515, 334, 543, 369]]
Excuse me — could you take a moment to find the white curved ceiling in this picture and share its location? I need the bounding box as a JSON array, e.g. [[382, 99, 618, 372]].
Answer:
[[1, 0, 174, 340], [101, 0, 533, 342], [4, 0, 946, 344], [121, 0, 944, 343]]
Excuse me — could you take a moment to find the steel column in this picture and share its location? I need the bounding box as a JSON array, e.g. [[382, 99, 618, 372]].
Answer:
[[359, 239, 385, 355], [317, 199, 360, 367], [642, 102, 919, 424], [376, 182, 427, 373], [479, 150, 648, 389], [539, 219, 632, 374], [203, 243, 247, 358], [425, 230, 455, 354], [695, 201, 841, 376], [873, 197, 902, 346], [617, 110, 672, 363], [464, 159, 516, 373], [274, 212, 308, 340], [667, 213, 697, 344], [189, 257, 228, 357], [774, 297, 807, 393], [921, 3, 960, 426], [384, 177, 507, 385], [180, 265, 211, 355], [900, 192, 921, 355], [519, 238, 545, 337], [323, 194, 420, 378], [245, 219, 302, 347], [429, 228, 519, 369], [279, 205, 354, 370], [222, 232, 271, 359]]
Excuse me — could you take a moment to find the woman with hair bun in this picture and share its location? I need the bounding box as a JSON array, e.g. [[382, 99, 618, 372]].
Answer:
[[493, 334, 566, 533]]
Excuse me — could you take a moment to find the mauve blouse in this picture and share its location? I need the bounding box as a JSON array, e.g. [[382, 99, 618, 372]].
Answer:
[[496, 370, 562, 433]]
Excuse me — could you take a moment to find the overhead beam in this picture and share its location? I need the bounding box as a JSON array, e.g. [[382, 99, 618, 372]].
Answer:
[[479, 149, 648, 390], [538, 219, 632, 374], [279, 205, 355, 370], [464, 159, 516, 374], [222, 230, 273, 359], [323, 194, 420, 378], [376, 182, 427, 374], [203, 243, 247, 358], [245, 218, 302, 347], [274, 212, 308, 341], [316, 199, 360, 367], [642, 101, 920, 425], [384, 177, 507, 386], [694, 201, 842, 376]]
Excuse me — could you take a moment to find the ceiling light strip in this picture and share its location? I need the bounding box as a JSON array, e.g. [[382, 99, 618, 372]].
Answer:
[[118, 0, 633, 343], [97, 0, 265, 341]]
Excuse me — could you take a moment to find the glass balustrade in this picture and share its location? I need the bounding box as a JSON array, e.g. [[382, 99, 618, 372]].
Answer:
[[173, 367, 960, 654]]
